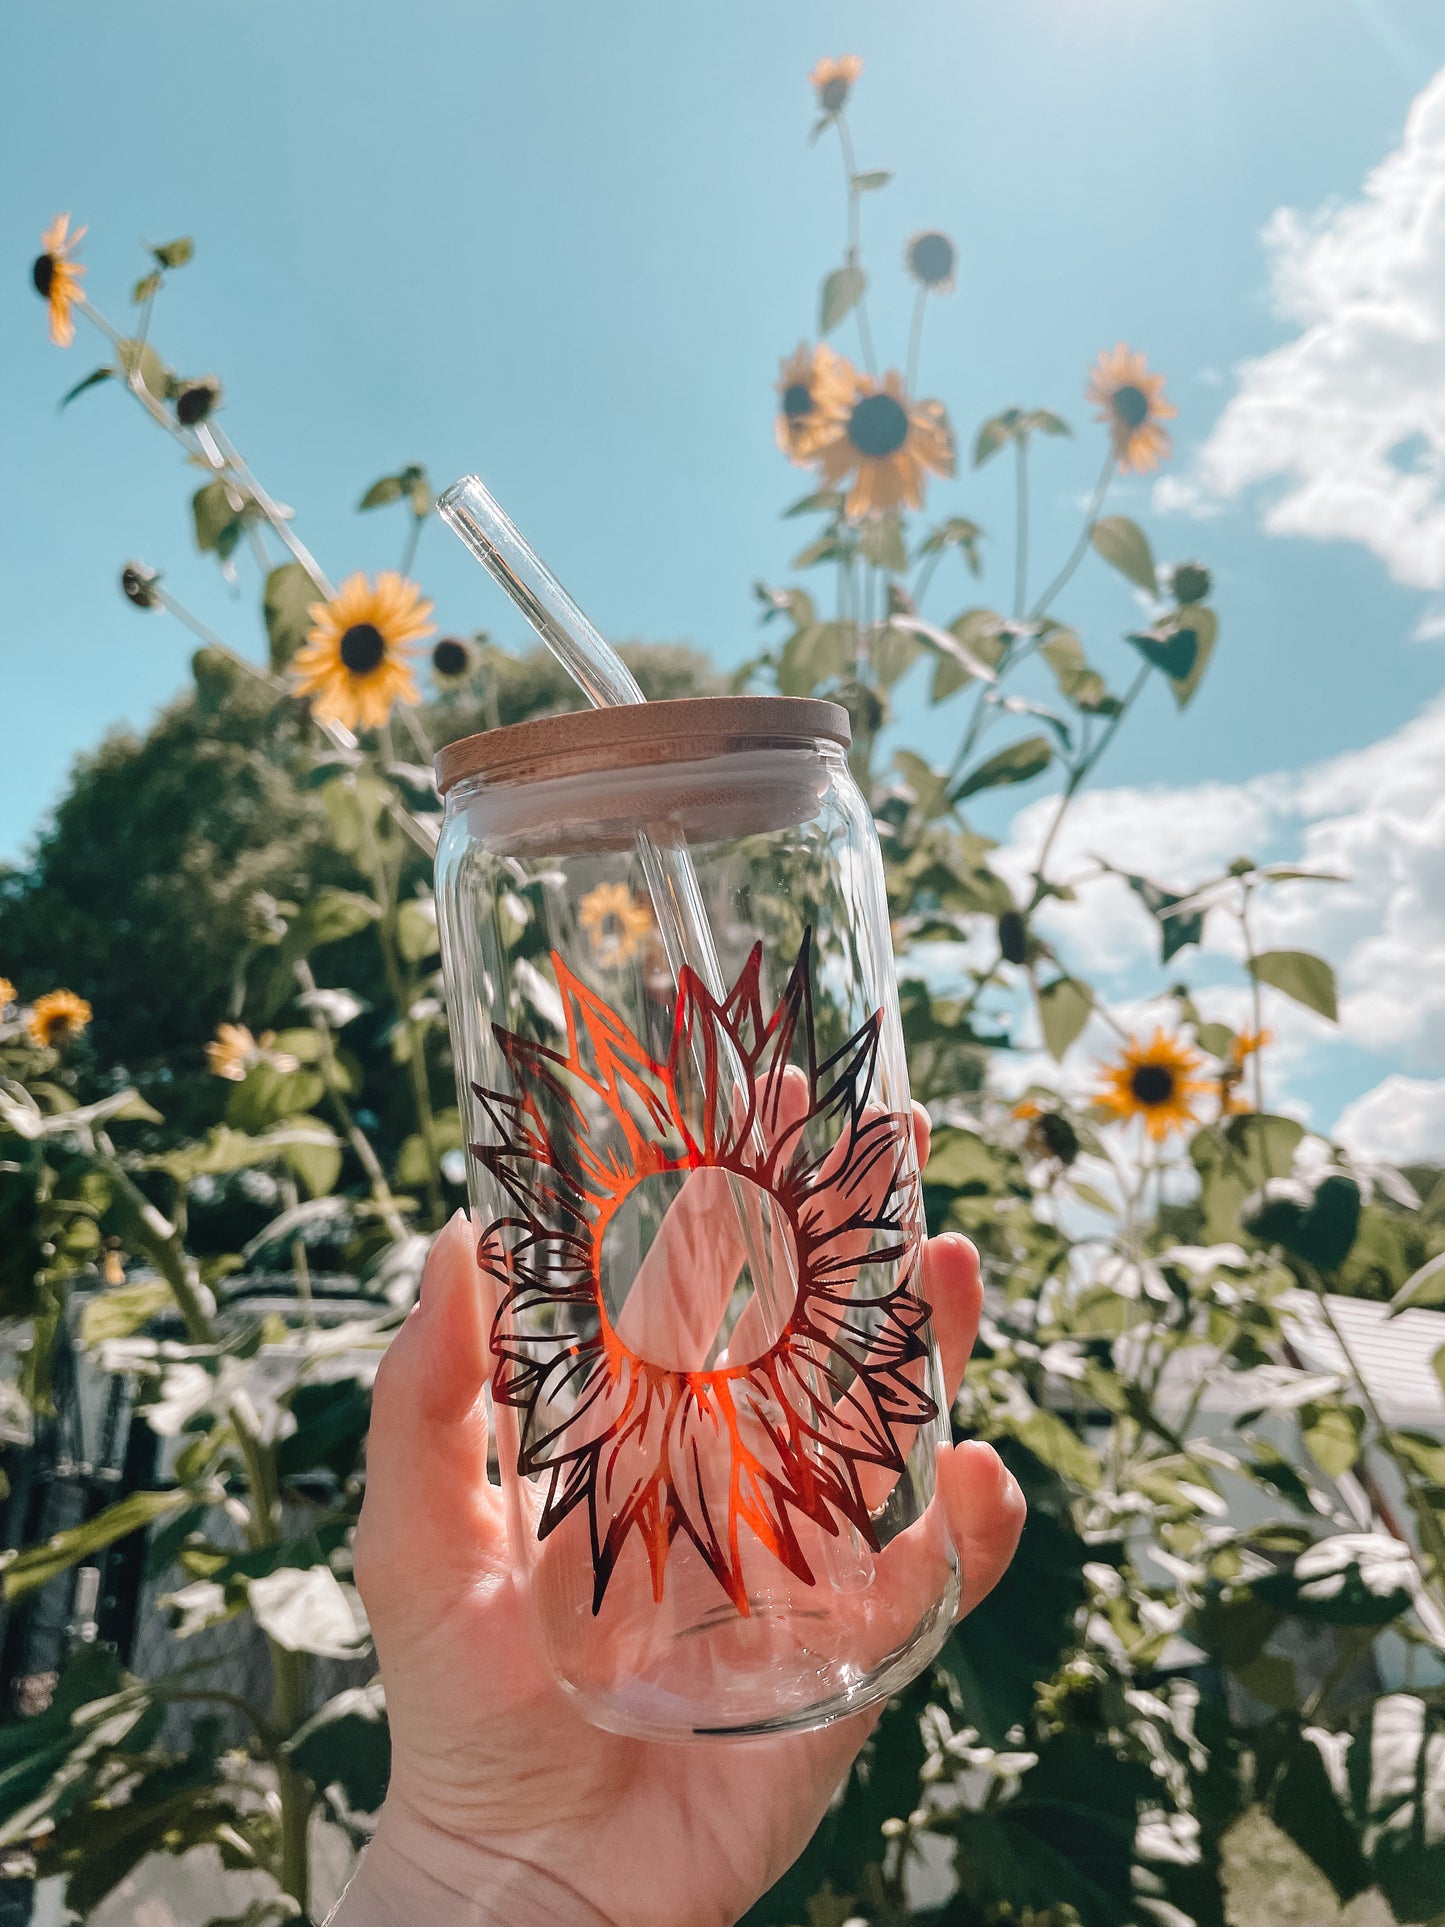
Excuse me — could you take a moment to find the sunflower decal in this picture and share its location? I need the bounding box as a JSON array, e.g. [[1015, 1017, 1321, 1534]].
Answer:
[[816, 371, 955, 517], [472, 931, 937, 1616], [1087, 343, 1177, 474]]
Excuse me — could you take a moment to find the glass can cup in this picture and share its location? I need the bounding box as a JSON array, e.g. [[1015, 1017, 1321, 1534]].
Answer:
[[434, 696, 960, 1738]]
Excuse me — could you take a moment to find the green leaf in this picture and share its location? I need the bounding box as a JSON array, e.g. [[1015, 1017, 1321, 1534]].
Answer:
[[1389, 1250, 1445, 1314], [1299, 1401, 1365, 1478], [1225, 1111, 1305, 1183], [951, 733, 1053, 802], [288, 1683, 389, 1813], [1037, 976, 1093, 1061], [358, 474, 404, 510], [1246, 1174, 1362, 1272], [58, 366, 114, 409], [151, 236, 194, 269], [306, 886, 384, 946], [1124, 872, 1207, 963], [396, 894, 440, 962], [1024, 408, 1071, 437], [852, 169, 891, 191], [782, 489, 846, 519], [247, 1564, 367, 1658], [191, 478, 246, 559], [892, 750, 950, 821], [278, 1115, 343, 1199], [1167, 605, 1218, 707], [819, 264, 866, 333], [1128, 625, 1199, 682], [2, 1488, 189, 1602], [778, 621, 854, 696], [1248, 949, 1339, 1022], [262, 561, 318, 672], [857, 512, 906, 573], [131, 271, 162, 305], [115, 336, 168, 402], [1091, 514, 1158, 592], [1016, 1407, 1102, 1487], [79, 1281, 174, 1349], [972, 408, 1021, 467]]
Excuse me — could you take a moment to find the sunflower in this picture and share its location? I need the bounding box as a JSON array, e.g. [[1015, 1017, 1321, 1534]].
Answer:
[[1087, 344, 1177, 474], [474, 930, 937, 1614], [775, 342, 854, 466], [1217, 1027, 1271, 1116], [430, 635, 474, 686], [578, 882, 654, 968], [291, 571, 433, 730], [1095, 1029, 1205, 1141], [205, 1022, 297, 1082], [816, 372, 955, 518], [0, 979, 15, 1013], [809, 54, 863, 115], [32, 215, 86, 348], [905, 231, 957, 292], [27, 989, 92, 1049]]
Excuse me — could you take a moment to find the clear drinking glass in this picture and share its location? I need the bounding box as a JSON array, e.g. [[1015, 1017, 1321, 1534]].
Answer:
[[434, 696, 959, 1738]]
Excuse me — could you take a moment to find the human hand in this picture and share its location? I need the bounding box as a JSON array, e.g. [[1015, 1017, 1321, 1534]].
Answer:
[[333, 1109, 1024, 1927]]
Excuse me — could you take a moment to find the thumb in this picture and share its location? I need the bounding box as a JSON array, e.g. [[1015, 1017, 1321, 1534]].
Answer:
[[354, 1210, 504, 1607]]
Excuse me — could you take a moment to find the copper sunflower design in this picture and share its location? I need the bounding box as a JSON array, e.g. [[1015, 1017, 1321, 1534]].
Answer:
[[775, 342, 855, 466], [472, 932, 936, 1616], [32, 215, 86, 348], [1087, 343, 1177, 474], [816, 372, 955, 517]]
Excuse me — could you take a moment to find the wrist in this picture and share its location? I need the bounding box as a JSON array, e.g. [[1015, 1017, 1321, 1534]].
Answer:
[[326, 1796, 614, 1927]]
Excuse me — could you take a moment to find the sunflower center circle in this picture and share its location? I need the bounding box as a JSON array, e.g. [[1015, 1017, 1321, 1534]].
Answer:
[[1112, 384, 1150, 431], [432, 638, 470, 678], [1129, 1064, 1175, 1107], [782, 381, 815, 420], [32, 254, 55, 297], [602, 1170, 800, 1373], [339, 622, 387, 675], [909, 232, 955, 286], [848, 392, 910, 459]]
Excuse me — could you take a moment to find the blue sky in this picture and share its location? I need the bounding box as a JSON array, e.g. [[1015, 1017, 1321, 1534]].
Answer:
[[5, 0, 1445, 1154]]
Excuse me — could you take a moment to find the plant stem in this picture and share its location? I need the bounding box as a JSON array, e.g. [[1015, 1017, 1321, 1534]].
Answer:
[[1239, 882, 1266, 1113], [293, 959, 411, 1243], [1013, 435, 1030, 620], [1029, 449, 1116, 621], [905, 284, 928, 396], [1028, 662, 1150, 908], [154, 588, 278, 688], [834, 114, 877, 375], [399, 510, 425, 578]]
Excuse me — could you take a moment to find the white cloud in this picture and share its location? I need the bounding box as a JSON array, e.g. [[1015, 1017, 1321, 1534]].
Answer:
[[993, 692, 1445, 1099], [1335, 1074, 1445, 1163], [1158, 68, 1445, 589]]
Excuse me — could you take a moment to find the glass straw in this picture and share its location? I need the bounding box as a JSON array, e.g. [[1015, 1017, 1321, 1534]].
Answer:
[[437, 475, 796, 1355]]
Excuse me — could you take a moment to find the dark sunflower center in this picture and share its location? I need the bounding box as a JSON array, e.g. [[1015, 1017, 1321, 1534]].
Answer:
[[1112, 384, 1150, 431], [32, 254, 55, 297], [910, 233, 956, 286], [820, 77, 848, 112], [339, 622, 387, 675], [432, 638, 470, 677], [1130, 1064, 1175, 1107], [848, 392, 910, 459], [176, 384, 215, 426], [782, 381, 815, 420]]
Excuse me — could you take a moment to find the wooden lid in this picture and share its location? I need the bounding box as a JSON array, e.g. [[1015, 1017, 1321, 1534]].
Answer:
[[434, 696, 851, 796]]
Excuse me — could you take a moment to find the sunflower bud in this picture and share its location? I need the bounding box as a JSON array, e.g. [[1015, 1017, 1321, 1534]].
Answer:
[[431, 636, 474, 683], [121, 562, 161, 610], [905, 230, 957, 292], [174, 376, 223, 427], [1170, 562, 1212, 606], [1032, 1111, 1079, 1167], [997, 909, 1028, 965]]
